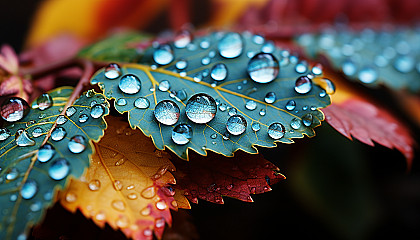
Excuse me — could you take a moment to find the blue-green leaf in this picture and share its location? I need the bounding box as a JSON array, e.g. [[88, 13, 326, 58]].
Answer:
[[92, 32, 331, 159], [0, 87, 109, 240]]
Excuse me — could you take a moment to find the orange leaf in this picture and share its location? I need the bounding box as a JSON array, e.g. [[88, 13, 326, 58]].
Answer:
[[59, 116, 189, 240]]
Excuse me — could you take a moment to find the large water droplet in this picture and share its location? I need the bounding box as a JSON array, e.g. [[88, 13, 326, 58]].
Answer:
[[51, 127, 66, 141], [0, 128, 11, 141], [79, 114, 88, 123], [172, 124, 192, 145], [1, 97, 30, 122], [66, 106, 76, 117], [68, 135, 86, 153], [49, 158, 70, 180], [210, 63, 228, 81], [302, 113, 313, 127], [268, 123, 285, 139], [226, 115, 247, 136], [153, 44, 174, 65], [290, 118, 301, 129], [158, 80, 171, 92], [90, 104, 105, 119], [358, 67, 378, 83], [20, 179, 38, 199], [119, 74, 141, 94], [104, 63, 122, 79], [294, 76, 312, 94], [247, 53, 279, 84], [15, 129, 36, 146], [218, 32, 243, 58], [245, 100, 257, 110], [36, 93, 53, 110], [264, 92, 276, 104], [154, 100, 180, 125], [185, 93, 217, 124], [38, 144, 55, 162], [393, 56, 415, 73], [174, 30, 192, 48], [6, 168, 19, 181]]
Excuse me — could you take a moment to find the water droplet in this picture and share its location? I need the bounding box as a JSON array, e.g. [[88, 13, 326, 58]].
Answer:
[[210, 63, 228, 81], [226, 115, 247, 136], [219, 103, 227, 112], [141, 206, 151, 216], [268, 123, 285, 139], [294, 76, 312, 94], [259, 109, 266, 116], [172, 124, 192, 145], [158, 80, 171, 91], [6, 168, 19, 181], [116, 98, 127, 106], [264, 92, 276, 104], [201, 56, 211, 65], [127, 193, 138, 200], [185, 93, 217, 124], [20, 179, 38, 199], [218, 32, 243, 58], [153, 44, 174, 65], [342, 60, 357, 76], [295, 61, 308, 74], [155, 218, 165, 228], [65, 192, 77, 202], [317, 78, 336, 94], [210, 133, 217, 139], [247, 52, 279, 84], [290, 118, 301, 129], [111, 200, 126, 211], [311, 64, 323, 75], [1, 97, 30, 122], [119, 74, 141, 94], [15, 129, 36, 146], [0, 128, 11, 141], [113, 180, 123, 191], [358, 67, 378, 83], [174, 30, 192, 48], [244, 100, 257, 111], [156, 200, 167, 210], [30, 201, 42, 212], [85, 90, 95, 98], [261, 41, 275, 53], [79, 114, 88, 123], [141, 186, 156, 199], [66, 106, 76, 117], [49, 158, 70, 180], [104, 63, 122, 79], [38, 144, 55, 162], [200, 39, 210, 49], [302, 113, 313, 127], [56, 115, 68, 125], [88, 179, 101, 191], [9, 194, 17, 201], [95, 211, 106, 221], [68, 135, 86, 153], [90, 104, 105, 119], [393, 55, 415, 73], [131, 97, 149, 110], [154, 100, 180, 125], [319, 90, 326, 98], [36, 93, 53, 110], [228, 107, 237, 116], [51, 127, 66, 141], [251, 122, 260, 132], [175, 59, 188, 70]]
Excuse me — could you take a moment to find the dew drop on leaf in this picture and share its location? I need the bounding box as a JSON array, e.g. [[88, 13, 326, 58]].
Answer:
[[311, 64, 323, 75], [218, 32, 243, 58], [294, 76, 312, 94], [302, 113, 313, 127], [15, 129, 35, 147], [358, 67, 378, 83], [119, 74, 141, 94], [0, 128, 11, 141], [20, 179, 38, 200], [261, 41, 275, 53], [295, 61, 308, 74], [56, 115, 68, 125], [264, 92, 276, 104], [66, 106, 76, 117], [153, 44, 174, 65], [6, 168, 19, 181], [172, 123, 192, 145], [268, 123, 285, 139], [95, 211, 106, 221], [36, 93, 53, 110], [393, 55, 415, 73], [127, 193, 138, 200], [51, 127, 66, 141], [226, 115, 247, 136], [342, 60, 357, 76], [141, 186, 156, 199], [154, 100, 180, 125], [175, 59, 188, 70], [259, 109, 266, 116], [317, 78, 336, 95], [174, 30, 192, 48], [90, 104, 105, 119], [113, 180, 123, 191], [252, 122, 261, 132], [1, 97, 30, 122], [156, 199, 167, 210], [104, 63, 122, 79], [247, 53, 279, 84], [37, 144, 55, 163], [68, 135, 86, 153], [158, 80, 171, 91], [245, 100, 257, 111], [116, 98, 127, 106], [65, 192, 77, 202], [210, 63, 228, 81], [30, 201, 42, 212], [290, 118, 301, 130], [140, 206, 151, 216], [48, 158, 70, 180], [185, 93, 217, 124], [111, 200, 126, 211], [88, 179, 101, 191], [78, 114, 89, 123], [134, 97, 150, 109]]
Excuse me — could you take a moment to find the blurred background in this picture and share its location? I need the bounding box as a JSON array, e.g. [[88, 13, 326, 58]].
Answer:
[[1, 0, 420, 239]]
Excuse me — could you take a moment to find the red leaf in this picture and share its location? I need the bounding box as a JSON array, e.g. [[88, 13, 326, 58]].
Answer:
[[172, 151, 285, 204]]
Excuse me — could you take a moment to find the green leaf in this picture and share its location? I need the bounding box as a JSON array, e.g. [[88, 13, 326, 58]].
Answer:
[[0, 87, 109, 240], [296, 27, 420, 92], [77, 31, 151, 62], [92, 32, 331, 159]]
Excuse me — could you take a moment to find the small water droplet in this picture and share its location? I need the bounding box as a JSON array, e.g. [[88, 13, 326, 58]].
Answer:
[[104, 63, 122, 79], [56, 115, 68, 125], [252, 122, 260, 132], [79, 114, 89, 123], [247, 53, 279, 84], [6, 168, 19, 181], [0, 128, 11, 141], [49, 158, 70, 180], [115, 157, 126, 166], [358, 67, 378, 83], [30, 201, 42, 212], [68, 135, 86, 153], [153, 44, 174, 65], [200, 38, 210, 49], [116, 98, 127, 106], [1, 97, 30, 122], [228, 107, 237, 116], [295, 76, 312, 94], [268, 123, 285, 139], [290, 118, 301, 129], [66, 106, 76, 117], [88, 179, 101, 191], [38, 144, 55, 162], [127, 193, 138, 200], [65, 192, 77, 202], [264, 92, 276, 104], [175, 59, 188, 70], [319, 90, 327, 98], [302, 113, 313, 127], [244, 100, 257, 111], [156, 199, 167, 210], [20, 179, 38, 199], [295, 61, 308, 74], [90, 104, 105, 119], [36, 93, 53, 110], [311, 64, 323, 75], [218, 32, 243, 58], [158, 80, 171, 91], [154, 100, 180, 125], [113, 180, 123, 191], [210, 133, 217, 139], [141, 206, 151, 216], [342, 60, 357, 76], [131, 97, 150, 110], [141, 186, 156, 199], [119, 74, 141, 94], [210, 63, 228, 81], [174, 30, 192, 48], [393, 55, 415, 73], [285, 100, 296, 111], [261, 41, 275, 53], [259, 109, 266, 116], [111, 200, 126, 211], [172, 124, 192, 145], [95, 211, 106, 221], [15, 129, 36, 146], [155, 218, 165, 228], [226, 115, 247, 136], [185, 93, 217, 124], [51, 127, 66, 141]]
